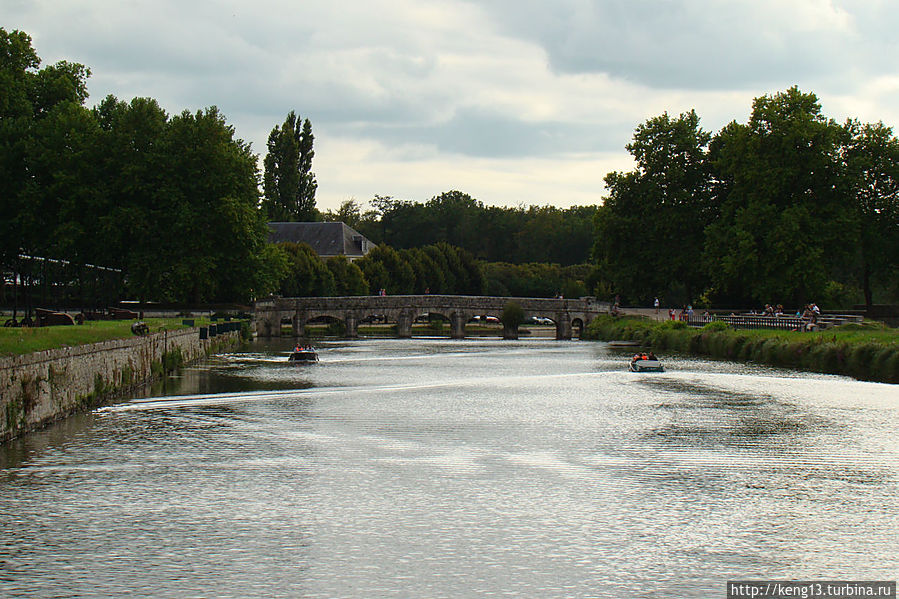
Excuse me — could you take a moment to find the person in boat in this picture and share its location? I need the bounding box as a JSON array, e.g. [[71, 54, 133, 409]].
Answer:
[[647, 352, 657, 361]]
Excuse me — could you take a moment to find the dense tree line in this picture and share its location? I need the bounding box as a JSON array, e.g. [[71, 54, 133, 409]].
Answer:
[[594, 87, 899, 309], [267, 241, 487, 297], [1, 29, 275, 304], [321, 192, 598, 266], [484, 263, 591, 299]]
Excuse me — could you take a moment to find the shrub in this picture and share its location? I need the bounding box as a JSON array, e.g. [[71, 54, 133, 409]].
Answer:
[[702, 320, 731, 332], [845, 342, 883, 381], [703, 331, 731, 358], [162, 348, 184, 373], [724, 334, 747, 359], [501, 301, 525, 327], [883, 349, 899, 384]]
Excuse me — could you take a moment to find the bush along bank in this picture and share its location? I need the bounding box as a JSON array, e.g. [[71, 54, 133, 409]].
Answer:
[[583, 316, 899, 384]]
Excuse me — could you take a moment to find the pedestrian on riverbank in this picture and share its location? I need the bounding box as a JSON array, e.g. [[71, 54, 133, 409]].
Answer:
[[654, 297, 660, 314]]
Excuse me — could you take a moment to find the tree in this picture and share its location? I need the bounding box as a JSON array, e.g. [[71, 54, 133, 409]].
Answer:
[[0, 28, 93, 267], [262, 111, 317, 222], [593, 110, 713, 305], [326, 255, 368, 296], [704, 87, 852, 306], [277, 242, 336, 297], [355, 245, 414, 295], [366, 189, 598, 265], [433, 243, 467, 294], [422, 244, 456, 292], [456, 246, 487, 295], [323, 199, 362, 228], [843, 120, 899, 307], [401, 247, 445, 294], [0, 28, 39, 118], [358, 260, 389, 295], [22, 100, 102, 268], [147, 107, 264, 302], [501, 301, 525, 326], [91, 95, 170, 295], [93, 101, 268, 303]]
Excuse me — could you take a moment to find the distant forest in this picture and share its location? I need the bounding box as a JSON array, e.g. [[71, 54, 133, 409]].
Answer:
[[2, 28, 897, 310], [322, 192, 597, 267]]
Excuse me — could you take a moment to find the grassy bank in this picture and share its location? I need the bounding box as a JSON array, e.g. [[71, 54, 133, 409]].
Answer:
[[583, 315, 899, 384], [0, 318, 211, 357]]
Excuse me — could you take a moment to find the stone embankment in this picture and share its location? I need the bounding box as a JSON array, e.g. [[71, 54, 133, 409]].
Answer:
[[1, 327, 242, 443]]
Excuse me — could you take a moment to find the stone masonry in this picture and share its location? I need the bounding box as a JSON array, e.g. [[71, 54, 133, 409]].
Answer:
[[1, 328, 240, 443]]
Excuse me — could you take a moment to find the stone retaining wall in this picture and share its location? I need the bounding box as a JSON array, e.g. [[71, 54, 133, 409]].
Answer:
[[0, 328, 240, 443]]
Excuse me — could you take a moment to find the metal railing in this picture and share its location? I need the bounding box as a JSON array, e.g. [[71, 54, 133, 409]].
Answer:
[[687, 314, 810, 331]]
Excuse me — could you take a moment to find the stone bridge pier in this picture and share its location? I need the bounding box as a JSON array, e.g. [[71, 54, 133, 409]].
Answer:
[[450, 312, 467, 339], [254, 295, 608, 341], [555, 314, 573, 340]]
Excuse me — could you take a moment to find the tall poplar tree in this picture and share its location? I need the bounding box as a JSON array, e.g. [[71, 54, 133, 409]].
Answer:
[[262, 111, 317, 221]]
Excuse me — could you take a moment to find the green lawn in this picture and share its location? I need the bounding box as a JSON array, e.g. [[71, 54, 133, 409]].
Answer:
[[0, 318, 208, 357]]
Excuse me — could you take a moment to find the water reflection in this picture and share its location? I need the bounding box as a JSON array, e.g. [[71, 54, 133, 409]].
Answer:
[[1, 338, 897, 598]]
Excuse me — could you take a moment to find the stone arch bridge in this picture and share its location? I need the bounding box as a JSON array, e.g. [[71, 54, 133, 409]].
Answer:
[[255, 295, 609, 340]]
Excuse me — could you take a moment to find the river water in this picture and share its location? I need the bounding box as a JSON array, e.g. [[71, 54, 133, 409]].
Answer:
[[1, 338, 897, 598]]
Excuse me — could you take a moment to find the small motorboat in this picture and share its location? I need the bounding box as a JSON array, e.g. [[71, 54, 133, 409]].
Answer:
[[629, 356, 664, 372], [288, 347, 319, 363]]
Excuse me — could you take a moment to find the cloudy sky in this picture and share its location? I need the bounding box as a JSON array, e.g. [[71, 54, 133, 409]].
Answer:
[[4, 0, 899, 211]]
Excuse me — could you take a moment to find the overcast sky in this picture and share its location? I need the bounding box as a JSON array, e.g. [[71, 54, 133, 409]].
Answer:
[[5, 0, 899, 210]]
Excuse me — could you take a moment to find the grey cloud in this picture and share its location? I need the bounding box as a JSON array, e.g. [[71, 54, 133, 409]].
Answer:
[[10, 0, 899, 172], [477, 0, 892, 91], [329, 106, 630, 157]]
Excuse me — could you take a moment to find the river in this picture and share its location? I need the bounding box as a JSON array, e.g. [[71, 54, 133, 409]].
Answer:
[[1, 338, 897, 598]]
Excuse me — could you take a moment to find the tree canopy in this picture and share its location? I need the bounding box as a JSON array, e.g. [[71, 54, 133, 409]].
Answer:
[[592, 86, 899, 309], [331, 192, 599, 266], [1, 29, 273, 304], [262, 111, 317, 222], [704, 87, 851, 306], [593, 110, 713, 305]]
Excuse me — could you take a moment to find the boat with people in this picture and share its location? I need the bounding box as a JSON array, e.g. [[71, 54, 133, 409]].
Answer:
[[288, 344, 319, 363], [629, 352, 664, 372]]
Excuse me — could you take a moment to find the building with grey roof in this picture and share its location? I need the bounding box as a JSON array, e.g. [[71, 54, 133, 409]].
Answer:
[[267, 222, 375, 261]]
